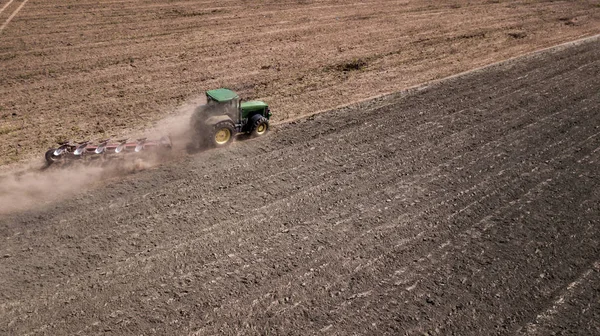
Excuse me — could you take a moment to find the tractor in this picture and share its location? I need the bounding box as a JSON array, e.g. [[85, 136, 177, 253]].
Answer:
[[190, 88, 272, 147], [42, 88, 269, 167]]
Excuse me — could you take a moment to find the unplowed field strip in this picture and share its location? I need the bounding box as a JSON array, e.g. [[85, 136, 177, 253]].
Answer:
[[1, 31, 599, 335], [2, 0, 600, 165]]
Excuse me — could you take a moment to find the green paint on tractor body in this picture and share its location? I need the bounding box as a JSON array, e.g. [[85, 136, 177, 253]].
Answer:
[[241, 100, 269, 119], [206, 88, 239, 102]]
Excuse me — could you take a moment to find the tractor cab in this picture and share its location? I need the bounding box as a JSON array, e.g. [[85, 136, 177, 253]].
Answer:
[[205, 88, 241, 123]]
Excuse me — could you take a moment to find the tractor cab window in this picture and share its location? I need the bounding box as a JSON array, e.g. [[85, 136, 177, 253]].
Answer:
[[230, 98, 240, 110]]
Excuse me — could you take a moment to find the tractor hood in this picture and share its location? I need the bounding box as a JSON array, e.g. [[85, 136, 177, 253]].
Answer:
[[241, 100, 268, 112]]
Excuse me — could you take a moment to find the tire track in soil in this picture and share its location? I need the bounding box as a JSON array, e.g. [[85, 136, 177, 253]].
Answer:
[[0, 0, 28, 33], [1, 33, 599, 335], [0, 0, 16, 15]]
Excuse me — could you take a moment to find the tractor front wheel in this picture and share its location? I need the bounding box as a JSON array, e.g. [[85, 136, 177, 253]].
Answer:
[[250, 117, 269, 137], [211, 121, 235, 147]]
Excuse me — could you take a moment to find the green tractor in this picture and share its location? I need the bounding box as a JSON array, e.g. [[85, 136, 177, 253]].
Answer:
[[190, 88, 272, 148]]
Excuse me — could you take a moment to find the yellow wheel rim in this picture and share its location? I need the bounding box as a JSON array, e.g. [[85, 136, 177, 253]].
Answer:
[[215, 128, 231, 144], [256, 123, 266, 135]]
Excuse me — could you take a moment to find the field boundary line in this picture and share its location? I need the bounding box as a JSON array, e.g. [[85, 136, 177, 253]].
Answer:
[[0, 0, 29, 34], [274, 33, 600, 126]]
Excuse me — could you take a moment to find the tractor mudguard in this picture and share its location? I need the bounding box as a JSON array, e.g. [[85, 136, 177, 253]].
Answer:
[[204, 115, 233, 126]]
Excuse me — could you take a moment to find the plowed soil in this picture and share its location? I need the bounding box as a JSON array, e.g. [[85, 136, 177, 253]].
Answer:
[[1, 35, 599, 335], [2, 0, 600, 165]]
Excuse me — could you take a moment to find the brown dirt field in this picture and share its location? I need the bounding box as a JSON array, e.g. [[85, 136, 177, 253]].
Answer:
[[0, 35, 598, 335], [1, 0, 600, 165]]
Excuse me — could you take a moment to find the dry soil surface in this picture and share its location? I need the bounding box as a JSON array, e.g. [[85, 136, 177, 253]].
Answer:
[[2, 0, 600, 165], [0, 34, 599, 335]]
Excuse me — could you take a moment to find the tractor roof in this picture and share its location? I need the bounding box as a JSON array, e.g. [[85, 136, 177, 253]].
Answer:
[[206, 88, 239, 102]]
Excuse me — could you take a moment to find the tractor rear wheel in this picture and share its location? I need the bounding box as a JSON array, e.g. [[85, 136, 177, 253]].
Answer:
[[210, 121, 235, 147], [250, 117, 269, 137]]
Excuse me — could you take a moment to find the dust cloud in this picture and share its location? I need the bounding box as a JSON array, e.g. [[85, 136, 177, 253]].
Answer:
[[146, 94, 206, 148], [0, 95, 207, 215], [0, 164, 104, 214]]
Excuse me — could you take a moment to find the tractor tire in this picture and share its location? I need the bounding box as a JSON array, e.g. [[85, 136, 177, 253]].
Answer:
[[210, 121, 236, 147], [250, 116, 269, 137]]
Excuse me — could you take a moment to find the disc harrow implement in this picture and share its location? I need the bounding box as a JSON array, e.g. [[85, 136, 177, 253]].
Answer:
[[44, 136, 172, 167]]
